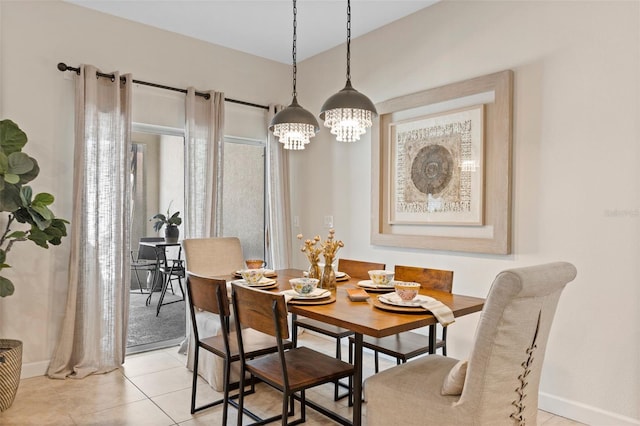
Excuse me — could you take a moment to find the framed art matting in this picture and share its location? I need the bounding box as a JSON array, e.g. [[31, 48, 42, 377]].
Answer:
[[371, 70, 513, 254], [389, 105, 484, 226]]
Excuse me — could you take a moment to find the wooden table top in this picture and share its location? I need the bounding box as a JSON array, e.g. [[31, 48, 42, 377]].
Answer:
[[231, 268, 485, 338]]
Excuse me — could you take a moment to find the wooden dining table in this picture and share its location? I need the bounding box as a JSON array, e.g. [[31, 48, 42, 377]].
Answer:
[[227, 268, 485, 426]]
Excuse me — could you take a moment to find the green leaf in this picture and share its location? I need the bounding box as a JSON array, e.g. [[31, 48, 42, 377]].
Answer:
[[0, 184, 21, 212], [0, 119, 27, 155], [0, 264, 10, 270], [0, 152, 8, 172], [30, 204, 54, 222], [6, 230, 27, 239], [28, 226, 50, 248], [19, 158, 39, 184], [21, 186, 33, 205], [0, 276, 15, 297], [7, 152, 34, 175], [0, 249, 5, 264], [33, 192, 54, 206], [4, 173, 19, 184], [27, 208, 51, 230]]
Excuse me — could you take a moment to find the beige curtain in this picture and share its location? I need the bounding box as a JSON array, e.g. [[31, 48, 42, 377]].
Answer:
[[48, 65, 132, 379], [180, 88, 225, 355], [265, 104, 293, 269], [184, 88, 225, 238]]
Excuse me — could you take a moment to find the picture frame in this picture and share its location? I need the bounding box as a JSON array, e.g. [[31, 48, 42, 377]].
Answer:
[[389, 104, 485, 226], [371, 70, 513, 254]]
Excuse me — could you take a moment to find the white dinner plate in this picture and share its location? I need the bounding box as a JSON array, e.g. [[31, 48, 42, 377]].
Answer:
[[357, 280, 395, 290], [230, 278, 277, 287], [378, 293, 435, 307], [281, 289, 331, 300]]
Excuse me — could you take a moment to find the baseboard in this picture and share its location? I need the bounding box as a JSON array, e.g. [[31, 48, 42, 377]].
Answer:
[[20, 359, 50, 379], [539, 392, 640, 426]]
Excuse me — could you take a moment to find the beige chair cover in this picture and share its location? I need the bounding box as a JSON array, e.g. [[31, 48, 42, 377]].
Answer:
[[365, 262, 577, 426], [182, 237, 244, 391]]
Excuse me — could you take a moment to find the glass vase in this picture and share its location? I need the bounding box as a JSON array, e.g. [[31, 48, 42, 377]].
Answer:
[[320, 257, 336, 291], [308, 260, 321, 280]]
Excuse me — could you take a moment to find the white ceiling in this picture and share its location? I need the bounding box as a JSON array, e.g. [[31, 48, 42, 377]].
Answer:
[[65, 0, 438, 64]]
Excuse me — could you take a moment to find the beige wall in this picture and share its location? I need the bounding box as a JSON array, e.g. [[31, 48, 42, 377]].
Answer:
[[0, 0, 288, 372], [0, 0, 638, 424], [292, 1, 639, 424]]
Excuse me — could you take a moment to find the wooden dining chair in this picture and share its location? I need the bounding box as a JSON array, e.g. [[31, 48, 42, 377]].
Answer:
[[349, 265, 454, 372], [232, 283, 355, 426], [291, 258, 385, 401], [186, 273, 288, 424]]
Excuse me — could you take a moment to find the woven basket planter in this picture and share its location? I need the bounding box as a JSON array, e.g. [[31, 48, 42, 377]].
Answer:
[[0, 339, 22, 412]]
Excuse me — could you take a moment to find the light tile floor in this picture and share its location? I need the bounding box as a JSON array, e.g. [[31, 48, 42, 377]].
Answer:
[[1, 332, 584, 425]]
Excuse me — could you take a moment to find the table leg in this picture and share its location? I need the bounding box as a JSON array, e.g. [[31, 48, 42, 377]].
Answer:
[[145, 247, 164, 306], [353, 333, 363, 426], [429, 324, 436, 354]]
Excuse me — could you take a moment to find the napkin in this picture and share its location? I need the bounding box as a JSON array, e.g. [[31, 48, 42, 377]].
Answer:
[[383, 293, 455, 326], [419, 297, 455, 327]]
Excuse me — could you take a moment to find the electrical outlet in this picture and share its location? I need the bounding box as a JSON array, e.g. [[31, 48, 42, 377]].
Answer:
[[324, 215, 334, 228], [293, 216, 300, 227]]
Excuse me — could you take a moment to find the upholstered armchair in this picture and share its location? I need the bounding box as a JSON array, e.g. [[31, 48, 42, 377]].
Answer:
[[182, 237, 245, 391], [365, 262, 577, 426]]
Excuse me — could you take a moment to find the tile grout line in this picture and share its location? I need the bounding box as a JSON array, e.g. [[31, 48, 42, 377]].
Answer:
[[121, 369, 182, 425]]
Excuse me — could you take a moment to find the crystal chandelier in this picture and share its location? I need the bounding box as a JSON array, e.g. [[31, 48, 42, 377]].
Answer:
[[320, 0, 377, 143], [269, 0, 319, 150]]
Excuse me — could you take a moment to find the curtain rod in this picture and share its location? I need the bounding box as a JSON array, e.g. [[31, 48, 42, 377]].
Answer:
[[57, 62, 269, 110]]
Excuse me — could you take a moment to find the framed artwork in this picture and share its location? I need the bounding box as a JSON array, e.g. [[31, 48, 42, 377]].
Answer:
[[371, 70, 513, 254], [389, 105, 484, 226]]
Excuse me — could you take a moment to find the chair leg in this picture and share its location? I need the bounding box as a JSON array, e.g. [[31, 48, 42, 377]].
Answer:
[[236, 364, 246, 426], [291, 315, 298, 348], [177, 277, 185, 300], [222, 355, 231, 426], [190, 346, 199, 414], [281, 392, 289, 426], [132, 269, 144, 293], [156, 274, 170, 316]]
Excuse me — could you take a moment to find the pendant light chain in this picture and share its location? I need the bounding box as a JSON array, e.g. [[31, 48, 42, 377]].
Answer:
[[268, 0, 319, 150], [346, 0, 351, 82], [292, 0, 298, 99], [318, 0, 377, 143]]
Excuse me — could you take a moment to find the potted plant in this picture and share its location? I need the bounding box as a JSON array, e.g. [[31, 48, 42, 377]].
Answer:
[[150, 203, 182, 243], [0, 118, 68, 411]]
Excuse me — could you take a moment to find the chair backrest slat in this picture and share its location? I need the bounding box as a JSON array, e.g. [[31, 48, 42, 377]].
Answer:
[[186, 273, 229, 317], [232, 284, 288, 339], [338, 259, 385, 280], [394, 265, 454, 293], [137, 237, 164, 260]]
